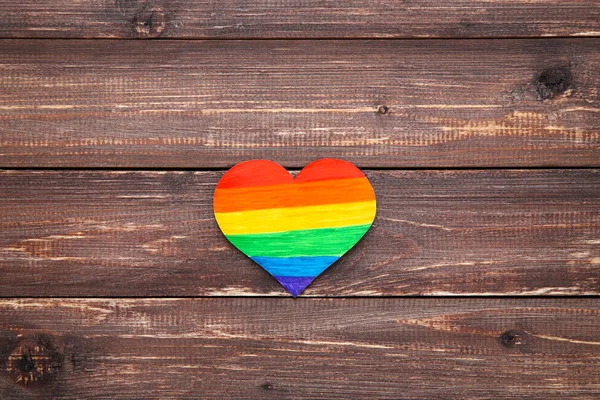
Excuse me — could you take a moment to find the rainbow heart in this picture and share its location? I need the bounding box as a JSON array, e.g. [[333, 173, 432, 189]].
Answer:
[[213, 158, 376, 297]]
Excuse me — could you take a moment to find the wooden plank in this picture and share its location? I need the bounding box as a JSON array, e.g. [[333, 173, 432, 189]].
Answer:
[[0, 1, 599, 39], [0, 298, 598, 399], [0, 39, 599, 168], [1, 169, 598, 297]]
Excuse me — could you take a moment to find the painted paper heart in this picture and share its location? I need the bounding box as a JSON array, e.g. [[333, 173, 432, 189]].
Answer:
[[213, 158, 376, 297]]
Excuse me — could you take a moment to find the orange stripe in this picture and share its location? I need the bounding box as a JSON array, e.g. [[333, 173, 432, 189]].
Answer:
[[214, 177, 375, 213]]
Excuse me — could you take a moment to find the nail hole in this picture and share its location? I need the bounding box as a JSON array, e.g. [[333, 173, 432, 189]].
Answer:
[[378, 105, 390, 115], [499, 329, 530, 348]]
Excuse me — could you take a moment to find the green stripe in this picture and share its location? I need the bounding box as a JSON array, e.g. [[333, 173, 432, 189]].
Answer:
[[225, 224, 372, 257]]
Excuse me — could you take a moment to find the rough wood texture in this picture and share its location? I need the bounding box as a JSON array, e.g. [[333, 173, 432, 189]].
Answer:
[[2, 1, 599, 398], [0, 298, 599, 399], [1, 169, 598, 297], [0, 0, 599, 39], [1, 39, 599, 168]]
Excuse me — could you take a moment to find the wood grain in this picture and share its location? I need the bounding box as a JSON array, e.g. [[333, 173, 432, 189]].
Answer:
[[0, 0, 599, 39], [0, 39, 599, 168], [2, 2, 598, 399], [1, 169, 598, 297], [0, 298, 599, 399]]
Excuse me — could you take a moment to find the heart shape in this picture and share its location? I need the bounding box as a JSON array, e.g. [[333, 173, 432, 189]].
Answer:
[[213, 158, 376, 297]]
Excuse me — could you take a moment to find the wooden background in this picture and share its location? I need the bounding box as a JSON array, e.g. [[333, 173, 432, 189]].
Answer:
[[0, 1, 599, 398]]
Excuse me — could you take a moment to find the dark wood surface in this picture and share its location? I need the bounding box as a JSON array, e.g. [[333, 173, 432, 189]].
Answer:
[[1, 39, 599, 168], [1, 1, 599, 398], [1, 0, 599, 39], [1, 298, 599, 399], [1, 169, 599, 297]]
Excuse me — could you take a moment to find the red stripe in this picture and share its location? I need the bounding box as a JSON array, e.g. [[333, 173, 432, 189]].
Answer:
[[216, 160, 293, 189], [296, 158, 366, 182], [216, 158, 366, 189]]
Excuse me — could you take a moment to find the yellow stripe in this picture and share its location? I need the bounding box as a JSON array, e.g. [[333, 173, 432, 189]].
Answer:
[[215, 201, 376, 235]]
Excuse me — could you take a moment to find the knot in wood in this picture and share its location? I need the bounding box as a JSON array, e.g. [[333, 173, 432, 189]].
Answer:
[[132, 6, 166, 38], [7, 336, 62, 386], [377, 105, 390, 115], [536, 67, 572, 100], [499, 329, 530, 348]]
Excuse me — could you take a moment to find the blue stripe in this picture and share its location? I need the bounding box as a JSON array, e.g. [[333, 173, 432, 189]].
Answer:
[[251, 256, 339, 277]]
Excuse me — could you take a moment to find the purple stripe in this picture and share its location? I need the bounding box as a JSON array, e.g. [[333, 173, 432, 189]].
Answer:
[[273, 276, 316, 298]]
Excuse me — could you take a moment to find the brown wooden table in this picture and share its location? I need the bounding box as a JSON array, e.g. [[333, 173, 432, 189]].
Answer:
[[1, 1, 599, 398]]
